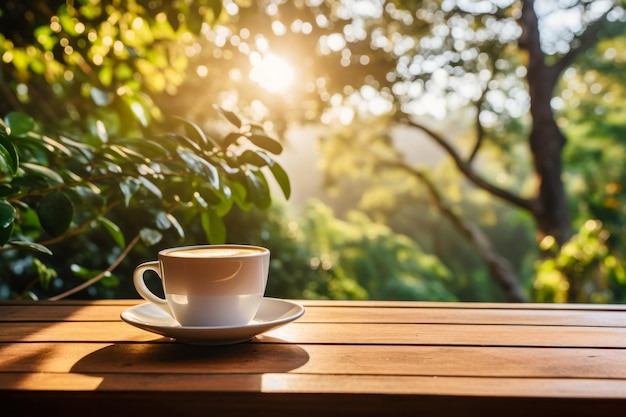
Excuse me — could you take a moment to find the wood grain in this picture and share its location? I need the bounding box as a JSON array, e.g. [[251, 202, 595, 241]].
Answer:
[[1, 342, 625, 378], [1, 321, 625, 347], [2, 372, 626, 398], [3, 303, 625, 327], [1, 301, 625, 417]]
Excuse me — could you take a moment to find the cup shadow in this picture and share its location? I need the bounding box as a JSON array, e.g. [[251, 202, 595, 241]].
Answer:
[[70, 337, 310, 391]]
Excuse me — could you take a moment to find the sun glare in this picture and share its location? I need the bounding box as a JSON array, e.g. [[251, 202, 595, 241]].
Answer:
[[249, 53, 295, 93]]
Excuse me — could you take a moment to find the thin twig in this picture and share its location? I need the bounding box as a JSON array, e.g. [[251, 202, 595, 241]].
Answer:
[[0, 202, 119, 254], [48, 233, 142, 301], [6, 173, 119, 203]]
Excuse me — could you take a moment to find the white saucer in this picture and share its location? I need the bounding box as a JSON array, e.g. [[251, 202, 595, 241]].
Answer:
[[121, 298, 305, 345]]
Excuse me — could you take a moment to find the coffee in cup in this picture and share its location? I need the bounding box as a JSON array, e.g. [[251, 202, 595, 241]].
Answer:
[[133, 244, 270, 327]]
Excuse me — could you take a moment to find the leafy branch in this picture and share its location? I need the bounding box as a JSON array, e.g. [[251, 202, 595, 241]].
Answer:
[[1, 109, 290, 299], [47, 232, 142, 301]]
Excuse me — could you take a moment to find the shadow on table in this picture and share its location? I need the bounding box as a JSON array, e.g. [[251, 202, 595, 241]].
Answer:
[[70, 336, 310, 391]]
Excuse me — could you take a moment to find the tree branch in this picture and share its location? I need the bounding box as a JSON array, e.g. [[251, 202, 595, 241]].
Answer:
[[380, 160, 527, 302], [36, 202, 120, 247], [468, 88, 487, 164], [47, 232, 142, 301], [552, 3, 616, 75], [400, 116, 536, 212], [6, 173, 119, 203]]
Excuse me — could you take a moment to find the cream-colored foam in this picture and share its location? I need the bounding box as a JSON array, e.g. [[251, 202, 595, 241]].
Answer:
[[167, 248, 263, 258]]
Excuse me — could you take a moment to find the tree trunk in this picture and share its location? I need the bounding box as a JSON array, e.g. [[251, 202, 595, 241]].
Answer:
[[520, 0, 572, 245]]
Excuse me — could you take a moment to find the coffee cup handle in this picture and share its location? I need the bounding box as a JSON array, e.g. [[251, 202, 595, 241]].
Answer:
[[133, 261, 170, 313]]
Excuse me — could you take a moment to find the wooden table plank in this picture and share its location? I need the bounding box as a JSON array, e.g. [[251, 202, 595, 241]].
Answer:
[[2, 372, 626, 398], [0, 305, 124, 322], [268, 322, 626, 347], [1, 342, 626, 379], [1, 300, 625, 417], [2, 321, 625, 347], [301, 307, 626, 327], [2, 304, 625, 327]]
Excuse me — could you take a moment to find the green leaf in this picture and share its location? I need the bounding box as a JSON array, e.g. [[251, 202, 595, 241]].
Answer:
[[177, 148, 220, 189], [0, 134, 19, 175], [70, 185, 104, 212], [70, 263, 92, 278], [43, 135, 72, 156], [174, 116, 220, 149], [239, 149, 270, 167], [201, 209, 226, 243], [0, 184, 17, 199], [198, 182, 234, 216], [33, 26, 55, 50], [166, 5, 181, 30], [98, 64, 114, 87], [97, 217, 126, 248], [185, 6, 203, 35], [107, 144, 146, 162], [22, 291, 39, 301], [154, 211, 184, 239], [99, 272, 120, 288], [87, 118, 109, 144], [71, 265, 119, 288], [269, 160, 291, 199], [140, 227, 163, 246], [197, 183, 225, 205], [155, 211, 171, 230], [5, 112, 35, 136], [0, 149, 10, 175], [138, 177, 163, 199], [37, 191, 74, 237], [166, 213, 185, 239], [229, 181, 251, 211], [60, 135, 95, 154], [70, 264, 115, 286], [21, 162, 64, 185], [115, 137, 170, 158], [58, 4, 79, 36], [0, 201, 15, 245], [207, 0, 223, 22], [0, 200, 16, 229], [246, 134, 283, 154], [90, 87, 114, 106], [214, 105, 242, 129], [0, 222, 13, 245], [127, 98, 149, 127], [238, 151, 290, 202], [119, 177, 141, 206], [244, 169, 271, 209], [222, 132, 242, 149], [173, 133, 202, 152], [6, 240, 53, 255], [218, 159, 241, 175], [33, 258, 57, 291]]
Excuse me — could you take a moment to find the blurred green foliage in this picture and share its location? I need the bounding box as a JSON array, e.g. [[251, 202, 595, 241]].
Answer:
[[223, 200, 456, 301], [534, 221, 626, 303], [3, 0, 626, 304], [0, 1, 290, 300]]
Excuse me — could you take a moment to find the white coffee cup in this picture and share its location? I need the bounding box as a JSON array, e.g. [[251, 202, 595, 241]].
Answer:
[[133, 244, 270, 327]]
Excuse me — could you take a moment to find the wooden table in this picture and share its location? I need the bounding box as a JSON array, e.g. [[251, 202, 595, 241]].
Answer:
[[1, 300, 625, 416]]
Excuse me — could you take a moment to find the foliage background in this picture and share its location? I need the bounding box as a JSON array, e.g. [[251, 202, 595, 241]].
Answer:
[[2, 0, 626, 303]]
